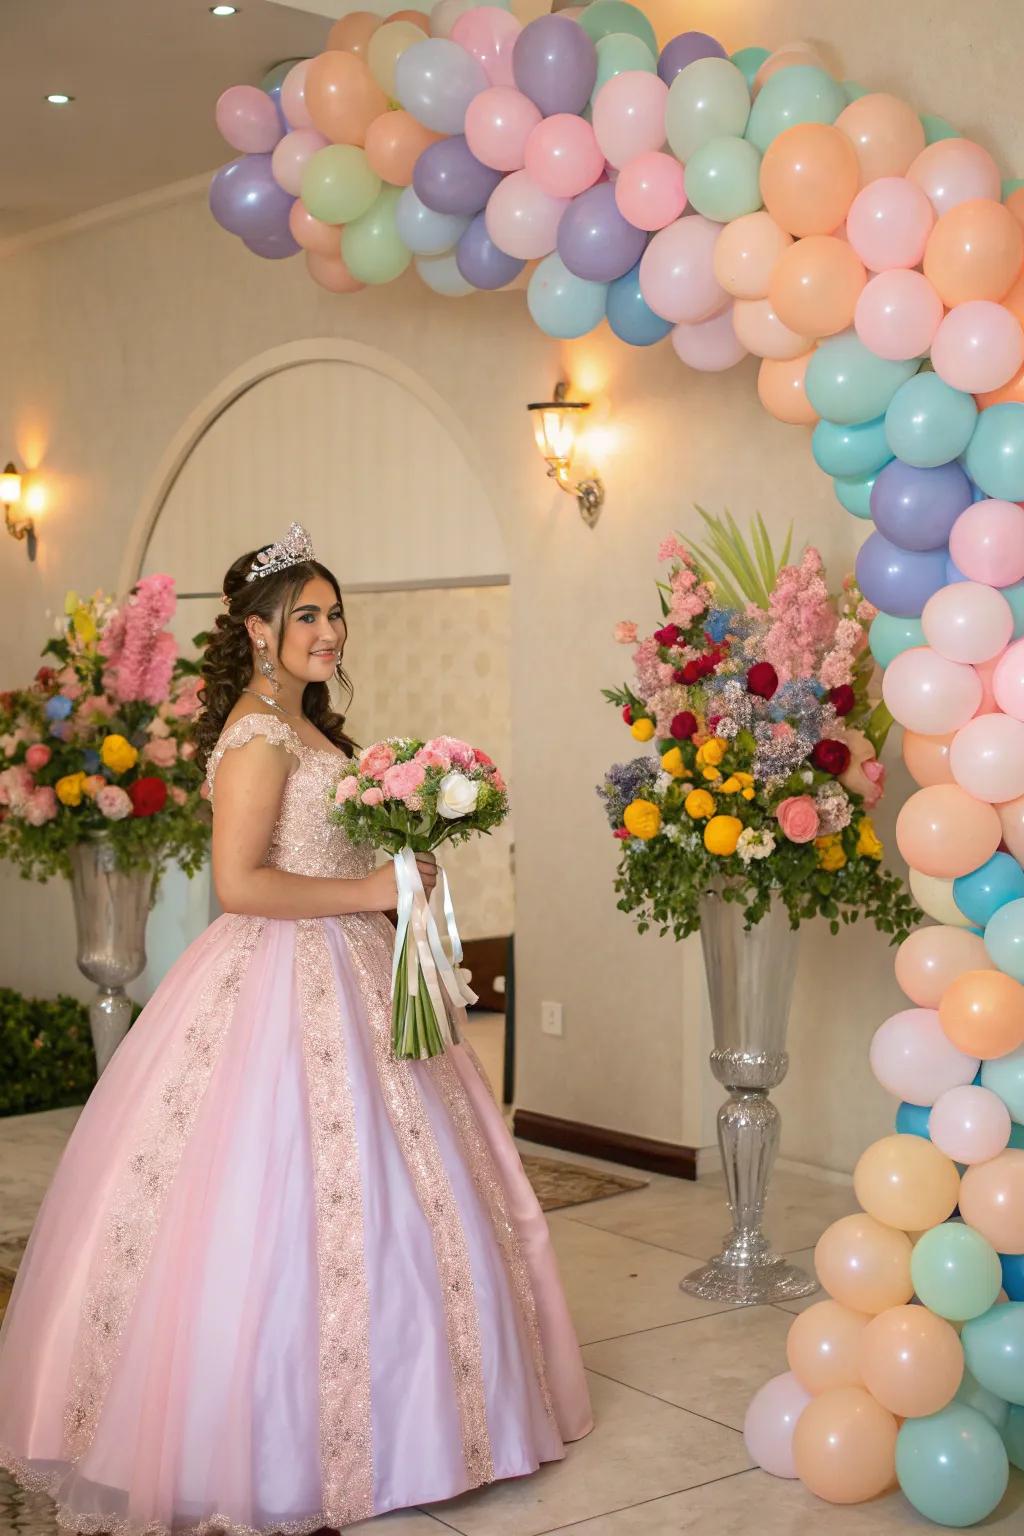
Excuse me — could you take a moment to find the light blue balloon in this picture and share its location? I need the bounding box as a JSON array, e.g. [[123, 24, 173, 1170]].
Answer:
[[885, 373, 979, 468], [606, 263, 673, 347], [813, 416, 892, 477], [833, 471, 875, 518], [1003, 580, 1024, 639], [962, 1304, 1024, 1406], [806, 334, 918, 426], [1004, 178, 1024, 200], [983, 901, 1024, 986], [896, 1101, 931, 1139], [1007, 1404, 1024, 1470], [965, 403, 1024, 501], [956, 1368, 1010, 1433], [731, 46, 769, 89], [980, 1042, 1024, 1121], [896, 1406, 1010, 1528], [527, 254, 608, 340], [395, 186, 469, 257], [955, 853, 1024, 928], [844, 80, 869, 101], [745, 65, 846, 152], [922, 113, 960, 144], [1011, 1119, 1024, 1150], [869, 611, 925, 668], [414, 251, 476, 298]]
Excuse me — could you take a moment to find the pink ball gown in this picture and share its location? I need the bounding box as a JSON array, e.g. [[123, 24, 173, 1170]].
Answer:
[[0, 713, 592, 1534]]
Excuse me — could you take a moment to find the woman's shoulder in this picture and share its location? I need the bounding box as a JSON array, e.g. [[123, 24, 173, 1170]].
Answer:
[[206, 708, 304, 797]]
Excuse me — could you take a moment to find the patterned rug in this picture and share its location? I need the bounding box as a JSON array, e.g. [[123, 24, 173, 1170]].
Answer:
[[521, 1154, 648, 1211]]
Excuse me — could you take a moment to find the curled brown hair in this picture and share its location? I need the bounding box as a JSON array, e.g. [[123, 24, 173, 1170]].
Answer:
[[192, 550, 357, 772]]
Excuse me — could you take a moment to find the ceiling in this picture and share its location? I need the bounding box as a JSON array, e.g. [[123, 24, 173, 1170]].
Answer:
[[0, 0, 341, 240]]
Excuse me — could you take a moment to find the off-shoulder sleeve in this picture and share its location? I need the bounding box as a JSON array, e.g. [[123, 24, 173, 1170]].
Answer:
[[205, 714, 303, 803]]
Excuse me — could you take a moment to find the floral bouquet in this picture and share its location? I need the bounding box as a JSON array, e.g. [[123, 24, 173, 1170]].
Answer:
[[329, 735, 509, 1059], [599, 511, 919, 941], [0, 577, 210, 884]]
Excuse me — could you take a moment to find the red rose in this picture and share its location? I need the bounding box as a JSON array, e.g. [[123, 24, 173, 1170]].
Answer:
[[613, 827, 630, 840], [812, 739, 852, 776], [747, 663, 779, 699], [697, 654, 718, 678], [127, 776, 168, 817], [829, 685, 856, 717], [621, 705, 634, 725], [35, 666, 57, 689], [654, 624, 681, 647], [670, 711, 698, 740], [682, 660, 702, 685], [672, 668, 688, 684]]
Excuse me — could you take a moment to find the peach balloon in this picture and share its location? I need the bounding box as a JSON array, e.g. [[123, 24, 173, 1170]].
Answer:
[[895, 924, 990, 1008], [754, 44, 827, 94], [793, 1386, 898, 1503], [907, 138, 1002, 215], [959, 1149, 1024, 1253], [977, 357, 1024, 410], [365, 110, 441, 186], [713, 211, 793, 299], [306, 51, 389, 146], [902, 730, 955, 788], [328, 11, 381, 57], [853, 1134, 960, 1231], [760, 123, 861, 238], [305, 250, 365, 293], [1000, 794, 1024, 864], [836, 93, 926, 182], [895, 783, 1001, 879], [769, 235, 866, 338], [281, 60, 314, 131], [860, 1306, 964, 1418], [786, 1301, 869, 1394], [757, 351, 818, 425], [854, 268, 943, 361], [940, 970, 1024, 1059], [923, 198, 1024, 306], [289, 201, 342, 256], [367, 20, 428, 97], [1002, 268, 1024, 327], [387, 9, 430, 31], [732, 298, 811, 360], [1008, 186, 1024, 230], [814, 1214, 914, 1314]]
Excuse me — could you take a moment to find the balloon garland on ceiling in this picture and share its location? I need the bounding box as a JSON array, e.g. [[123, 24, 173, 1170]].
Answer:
[[209, 4, 1024, 1524]]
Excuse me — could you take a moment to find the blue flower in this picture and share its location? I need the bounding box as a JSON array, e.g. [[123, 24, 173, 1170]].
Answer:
[[44, 694, 73, 721], [705, 609, 734, 644], [82, 748, 100, 773]]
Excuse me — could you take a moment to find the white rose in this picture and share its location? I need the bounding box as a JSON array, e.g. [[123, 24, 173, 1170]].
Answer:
[[437, 771, 480, 820]]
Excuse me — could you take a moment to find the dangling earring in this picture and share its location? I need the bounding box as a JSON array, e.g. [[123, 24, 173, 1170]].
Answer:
[[255, 636, 280, 694]]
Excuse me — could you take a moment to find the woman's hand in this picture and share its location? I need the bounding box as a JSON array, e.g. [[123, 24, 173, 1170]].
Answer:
[[360, 852, 438, 912], [416, 851, 438, 899]]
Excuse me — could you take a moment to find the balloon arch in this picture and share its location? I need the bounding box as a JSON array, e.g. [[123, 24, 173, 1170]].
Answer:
[[210, 5, 1024, 1524]]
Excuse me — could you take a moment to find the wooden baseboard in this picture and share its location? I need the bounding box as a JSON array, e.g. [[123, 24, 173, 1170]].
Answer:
[[513, 1109, 698, 1181]]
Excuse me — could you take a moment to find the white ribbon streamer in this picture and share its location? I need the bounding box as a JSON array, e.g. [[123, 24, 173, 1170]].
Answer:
[[391, 848, 477, 1054]]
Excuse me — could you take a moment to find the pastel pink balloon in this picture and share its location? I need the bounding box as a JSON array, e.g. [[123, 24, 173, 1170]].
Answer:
[[465, 86, 542, 172], [907, 138, 1002, 216], [896, 783, 1002, 878], [870, 1008, 980, 1105], [592, 70, 668, 171], [271, 128, 330, 195], [671, 307, 748, 372], [922, 581, 1013, 664], [930, 1085, 1012, 1164], [484, 170, 569, 259], [732, 298, 812, 359], [450, 7, 521, 87], [931, 301, 1024, 395], [895, 925, 990, 1008], [744, 1371, 810, 1479], [639, 215, 727, 324], [215, 84, 283, 153], [614, 151, 686, 232], [854, 269, 944, 361], [1000, 794, 1024, 863], [949, 500, 1024, 587], [994, 637, 1024, 720], [281, 60, 314, 130], [846, 177, 936, 272], [882, 646, 983, 735], [524, 114, 604, 199], [973, 653, 1003, 717], [949, 712, 1024, 802]]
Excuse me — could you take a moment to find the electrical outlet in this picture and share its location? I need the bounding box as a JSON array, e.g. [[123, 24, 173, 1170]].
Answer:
[[541, 1001, 563, 1037]]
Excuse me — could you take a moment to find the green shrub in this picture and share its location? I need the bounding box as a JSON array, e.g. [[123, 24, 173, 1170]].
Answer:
[[0, 989, 140, 1117]]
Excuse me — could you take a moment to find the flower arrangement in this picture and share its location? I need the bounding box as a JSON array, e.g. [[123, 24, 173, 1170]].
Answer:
[[599, 512, 919, 941], [0, 578, 211, 883], [330, 735, 509, 1059]]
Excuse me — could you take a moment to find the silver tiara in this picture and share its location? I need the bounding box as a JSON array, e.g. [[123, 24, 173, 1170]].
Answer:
[[245, 522, 316, 582]]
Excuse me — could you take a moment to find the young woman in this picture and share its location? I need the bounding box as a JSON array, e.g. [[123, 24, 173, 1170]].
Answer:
[[0, 524, 592, 1535]]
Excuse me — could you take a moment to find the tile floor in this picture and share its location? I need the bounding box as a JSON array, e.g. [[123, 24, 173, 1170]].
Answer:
[[0, 1111, 1021, 1535]]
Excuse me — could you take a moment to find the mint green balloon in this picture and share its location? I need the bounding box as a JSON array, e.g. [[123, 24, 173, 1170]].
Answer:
[[1003, 178, 1024, 200], [911, 1223, 1003, 1322], [684, 136, 761, 221], [922, 113, 960, 144], [896, 1407, 1010, 1528], [833, 471, 876, 518], [745, 65, 846, 153], [980, 1041, 1024, 1121], [870, 612, 925, 668], [956, 1368, 1010, 1433], [844, 80, 869, 101], [302, 145, 380, 227], [665, 58, 750, 160], [593, 32, 656, 97], [731, 46, 769, 90], [1006, 1404, 1024, 1470], [963, 1305, 1024, 1406], [886, 373, 978, 469], [806, 334, 918, 426], [579, 0, 657, 55], [341, 187, 411, 286]]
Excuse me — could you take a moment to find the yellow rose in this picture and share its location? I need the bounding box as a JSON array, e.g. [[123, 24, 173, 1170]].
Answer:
[[623, 798, 662, 840], [73, 605, 97, 645], [64, 590, 80, 616], [815, 835, 848, 872], [704, 815, 743, 856], [630, 717, 655, 742], [685, 788, 716, 820], [856, 818, 884, 860], [742, 787, 756, 801], [101, 734, 139, 774], [696, 737, 727, 767], [702, 766, 722, 782], [661, 746, 687, 778], [734, 772, 755, 788], [719, 776, 741, 794], [55, 772, 87, 807]]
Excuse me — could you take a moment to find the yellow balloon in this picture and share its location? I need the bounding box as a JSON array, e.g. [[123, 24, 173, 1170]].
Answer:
[[909, 869, 974, 928], [367, 20, 425, 97]]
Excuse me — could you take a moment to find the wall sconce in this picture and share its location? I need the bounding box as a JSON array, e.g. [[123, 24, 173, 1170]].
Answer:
[[527, 382, 605, 528], [1, 462, 37, 561]]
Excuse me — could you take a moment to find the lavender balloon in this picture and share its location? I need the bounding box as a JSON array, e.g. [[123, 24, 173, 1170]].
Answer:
[[244, 224, 300, 260], [658, 31, 728, 85], [413, 136, 503, 217], [209, 155, 294, 241], [513, 16, 597, 117], [855, 532, 949, 618], [557, 183, 646, 283], [870, 460, 973, 552], [456, 213, 525, 290]]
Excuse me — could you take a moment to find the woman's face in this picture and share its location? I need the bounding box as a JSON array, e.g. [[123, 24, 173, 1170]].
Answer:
[[275, 575, 347, 685]]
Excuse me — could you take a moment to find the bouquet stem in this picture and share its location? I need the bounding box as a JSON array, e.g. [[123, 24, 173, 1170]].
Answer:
[[389, 847, 478, 1061], [392, 928, 449, 1060]]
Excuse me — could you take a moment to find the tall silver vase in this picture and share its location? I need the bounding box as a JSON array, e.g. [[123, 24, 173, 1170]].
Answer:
[[69, 837, 154, 1076], [681, 891, 818, 1306]]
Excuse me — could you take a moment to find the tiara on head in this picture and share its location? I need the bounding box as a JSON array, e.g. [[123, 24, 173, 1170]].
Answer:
[[245, 522, 316, 583]]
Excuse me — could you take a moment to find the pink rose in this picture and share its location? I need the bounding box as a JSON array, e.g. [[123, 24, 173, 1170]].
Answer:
[[146, 716, 171, 739], [837, 727, 886, 810], [382, 759, 426, 801], [82, 775, 106, 798], [96, 785, 132, 821], [416, 746, 451, 771], [170, 677, 203, 719], [423, 735, 475, 770], [57, 667, 83, 700], [143, 736, 178, 768], [81, 694, 114, 720], [25, 743, 52, 771], [180, 740, 196, 761], [491, 770, 508, 794], [24, 786, 58, 826], [360, 786, 385, 807], [359, 742, 396, 779], [613, 621, 638, 645], [169, 785, 187, 806], [776, 795, 821, 844], [334, 775, 361, 804], [0, 765, 35, 808]]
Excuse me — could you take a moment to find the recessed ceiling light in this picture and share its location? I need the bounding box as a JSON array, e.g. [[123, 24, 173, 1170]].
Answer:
[[210, 5, 240, 14], [45, 93, 74, 105]]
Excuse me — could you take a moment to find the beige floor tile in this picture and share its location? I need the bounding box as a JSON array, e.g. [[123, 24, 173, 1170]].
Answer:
[[582, 1307, 791, 1430], [425, 1371, 750, 1536], [348, 1510, 453, 1533]]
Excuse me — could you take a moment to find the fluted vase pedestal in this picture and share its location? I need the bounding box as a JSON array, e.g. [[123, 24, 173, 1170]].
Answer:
[[681, 892, 819, 1307], [69, 836, 154, 1076]]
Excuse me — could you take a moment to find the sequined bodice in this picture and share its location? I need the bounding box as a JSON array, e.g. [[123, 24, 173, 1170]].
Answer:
[[206, 714, 375, 880]]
